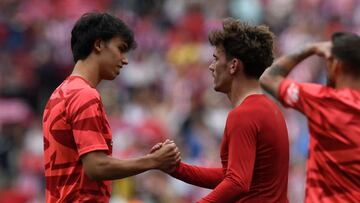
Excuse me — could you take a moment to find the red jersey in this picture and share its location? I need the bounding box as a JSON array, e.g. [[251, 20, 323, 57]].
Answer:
[[43, 76, 112, 202], [172, 94, 289, 203], [279, 79, 360, 203]]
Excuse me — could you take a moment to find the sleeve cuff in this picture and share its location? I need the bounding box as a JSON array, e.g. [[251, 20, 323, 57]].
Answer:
[[78, 145, 109, 157]]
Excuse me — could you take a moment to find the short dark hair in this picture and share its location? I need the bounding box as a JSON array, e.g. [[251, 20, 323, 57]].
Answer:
[[331, 32, 360, 75], [71, 12, 137, 62], [208, 18, 274, 79]]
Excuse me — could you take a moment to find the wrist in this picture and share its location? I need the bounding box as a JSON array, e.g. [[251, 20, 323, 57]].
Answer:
[[304, 43, 316, 55], [168, 162, 181, 175], [144, 154, 157, 170]]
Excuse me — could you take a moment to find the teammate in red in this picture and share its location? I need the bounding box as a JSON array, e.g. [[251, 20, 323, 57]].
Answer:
[[154, 18, 289, 203], [260, 32, 360, 202], [42, 12, 180, 202]]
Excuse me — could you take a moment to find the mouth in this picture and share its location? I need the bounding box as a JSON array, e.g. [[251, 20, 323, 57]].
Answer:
[[115, 66, 122, 75]]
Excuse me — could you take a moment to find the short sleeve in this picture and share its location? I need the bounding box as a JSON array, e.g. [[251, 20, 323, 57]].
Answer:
[[68, 89, 110, 156], [278, 79, 327, 116]]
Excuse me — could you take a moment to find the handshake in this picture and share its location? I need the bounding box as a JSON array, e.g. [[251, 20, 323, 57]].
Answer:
[[147, 139, 181, 173]]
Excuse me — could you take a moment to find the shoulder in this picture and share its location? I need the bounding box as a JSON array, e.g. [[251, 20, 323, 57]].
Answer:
[[63, 79, 101, 113], [77, 87, 100, 100], [280, 79, 331, 103], [68, 87, 101, 110], [234, 95, 275, 114], [225, 99, 262, 136], [281, 79, 327, 95], [227, 95, 269, 124], [63, 77, 100, 102]]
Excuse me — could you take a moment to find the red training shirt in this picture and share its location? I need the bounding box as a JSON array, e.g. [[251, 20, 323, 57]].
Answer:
[[172, 94, 289, 203], [279, 79, 360, 203], [43, 76, 112, 202]]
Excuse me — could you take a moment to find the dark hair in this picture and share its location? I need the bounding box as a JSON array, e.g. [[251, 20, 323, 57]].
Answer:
[[208, 18, 274, 79], [331, 32, 360, 75], [71, 12, 137, 62]]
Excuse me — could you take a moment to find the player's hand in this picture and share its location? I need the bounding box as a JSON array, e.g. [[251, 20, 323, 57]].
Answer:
[[310, 42, 332, 59], [149, 140, 181, 171], [160, 140, 181, 173], [149, 139, 175, 153], [150, 142, 163, 153], [161, 159, 181, 174]]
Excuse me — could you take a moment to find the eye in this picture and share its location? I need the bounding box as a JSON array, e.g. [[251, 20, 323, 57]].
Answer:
[[212, 54, 218, 61], [118, 44, 129, 52], [118, 46, 125, 52]]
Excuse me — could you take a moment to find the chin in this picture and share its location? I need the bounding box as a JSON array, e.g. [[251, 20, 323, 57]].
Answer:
[[213, 85, 226, 93], [104, 75, 117, 80], [213, 84, 220, 91]]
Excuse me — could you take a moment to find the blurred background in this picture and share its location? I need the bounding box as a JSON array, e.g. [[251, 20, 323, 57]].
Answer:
[[0, 0, 359, 202]]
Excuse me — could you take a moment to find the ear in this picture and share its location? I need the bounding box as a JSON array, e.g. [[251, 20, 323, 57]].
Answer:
[[334, 59, 347, 75], [229, 58, 243, 75], [329, 58, 341, 75], [93, 39, 104, 53]]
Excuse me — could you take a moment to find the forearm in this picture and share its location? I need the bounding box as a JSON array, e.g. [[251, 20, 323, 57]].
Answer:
[[82, 141, 180, 181], [260, 44, 315, 98], [84, 154, 156, 180], [171, 162, 223, 189], [198, 177, 244, 203], [272, 44, 315, 76]]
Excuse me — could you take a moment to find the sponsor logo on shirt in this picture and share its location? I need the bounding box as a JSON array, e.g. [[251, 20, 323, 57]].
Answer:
[[285, 82, 299, 106]]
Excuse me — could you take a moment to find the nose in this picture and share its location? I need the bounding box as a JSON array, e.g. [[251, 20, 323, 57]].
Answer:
[[209, 63, 214, 72], [122, 57, 128, 65]]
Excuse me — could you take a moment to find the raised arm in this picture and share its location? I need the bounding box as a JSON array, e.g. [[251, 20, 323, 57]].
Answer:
[[260, 42, 331, 99]]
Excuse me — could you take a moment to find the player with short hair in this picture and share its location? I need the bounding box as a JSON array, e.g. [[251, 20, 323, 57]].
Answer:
[[155, 18, 289, 203], [260, 32, 360, 202], [43, 12, 180, 202]]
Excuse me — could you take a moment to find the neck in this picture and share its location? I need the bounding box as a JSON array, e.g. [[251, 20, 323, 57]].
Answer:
[[227, 77, 262, 108], [71, 57, 100, 88], [335, 74, 360, 91]]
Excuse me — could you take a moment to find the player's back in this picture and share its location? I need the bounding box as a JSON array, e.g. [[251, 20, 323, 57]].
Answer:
[[303, 86, 360, 203], [279, 80, 360, 202]]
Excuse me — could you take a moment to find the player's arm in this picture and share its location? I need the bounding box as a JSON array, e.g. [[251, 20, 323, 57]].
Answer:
[[260, 42, 331, 99], [152, 142, 224, 189], [169, 162, 224, 189], [81, 140, 180, 180], [197, 111, 258, 202]]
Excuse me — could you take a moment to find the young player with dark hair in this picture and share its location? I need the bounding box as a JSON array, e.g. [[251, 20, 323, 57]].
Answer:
[[43, 12, 180, 202]]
